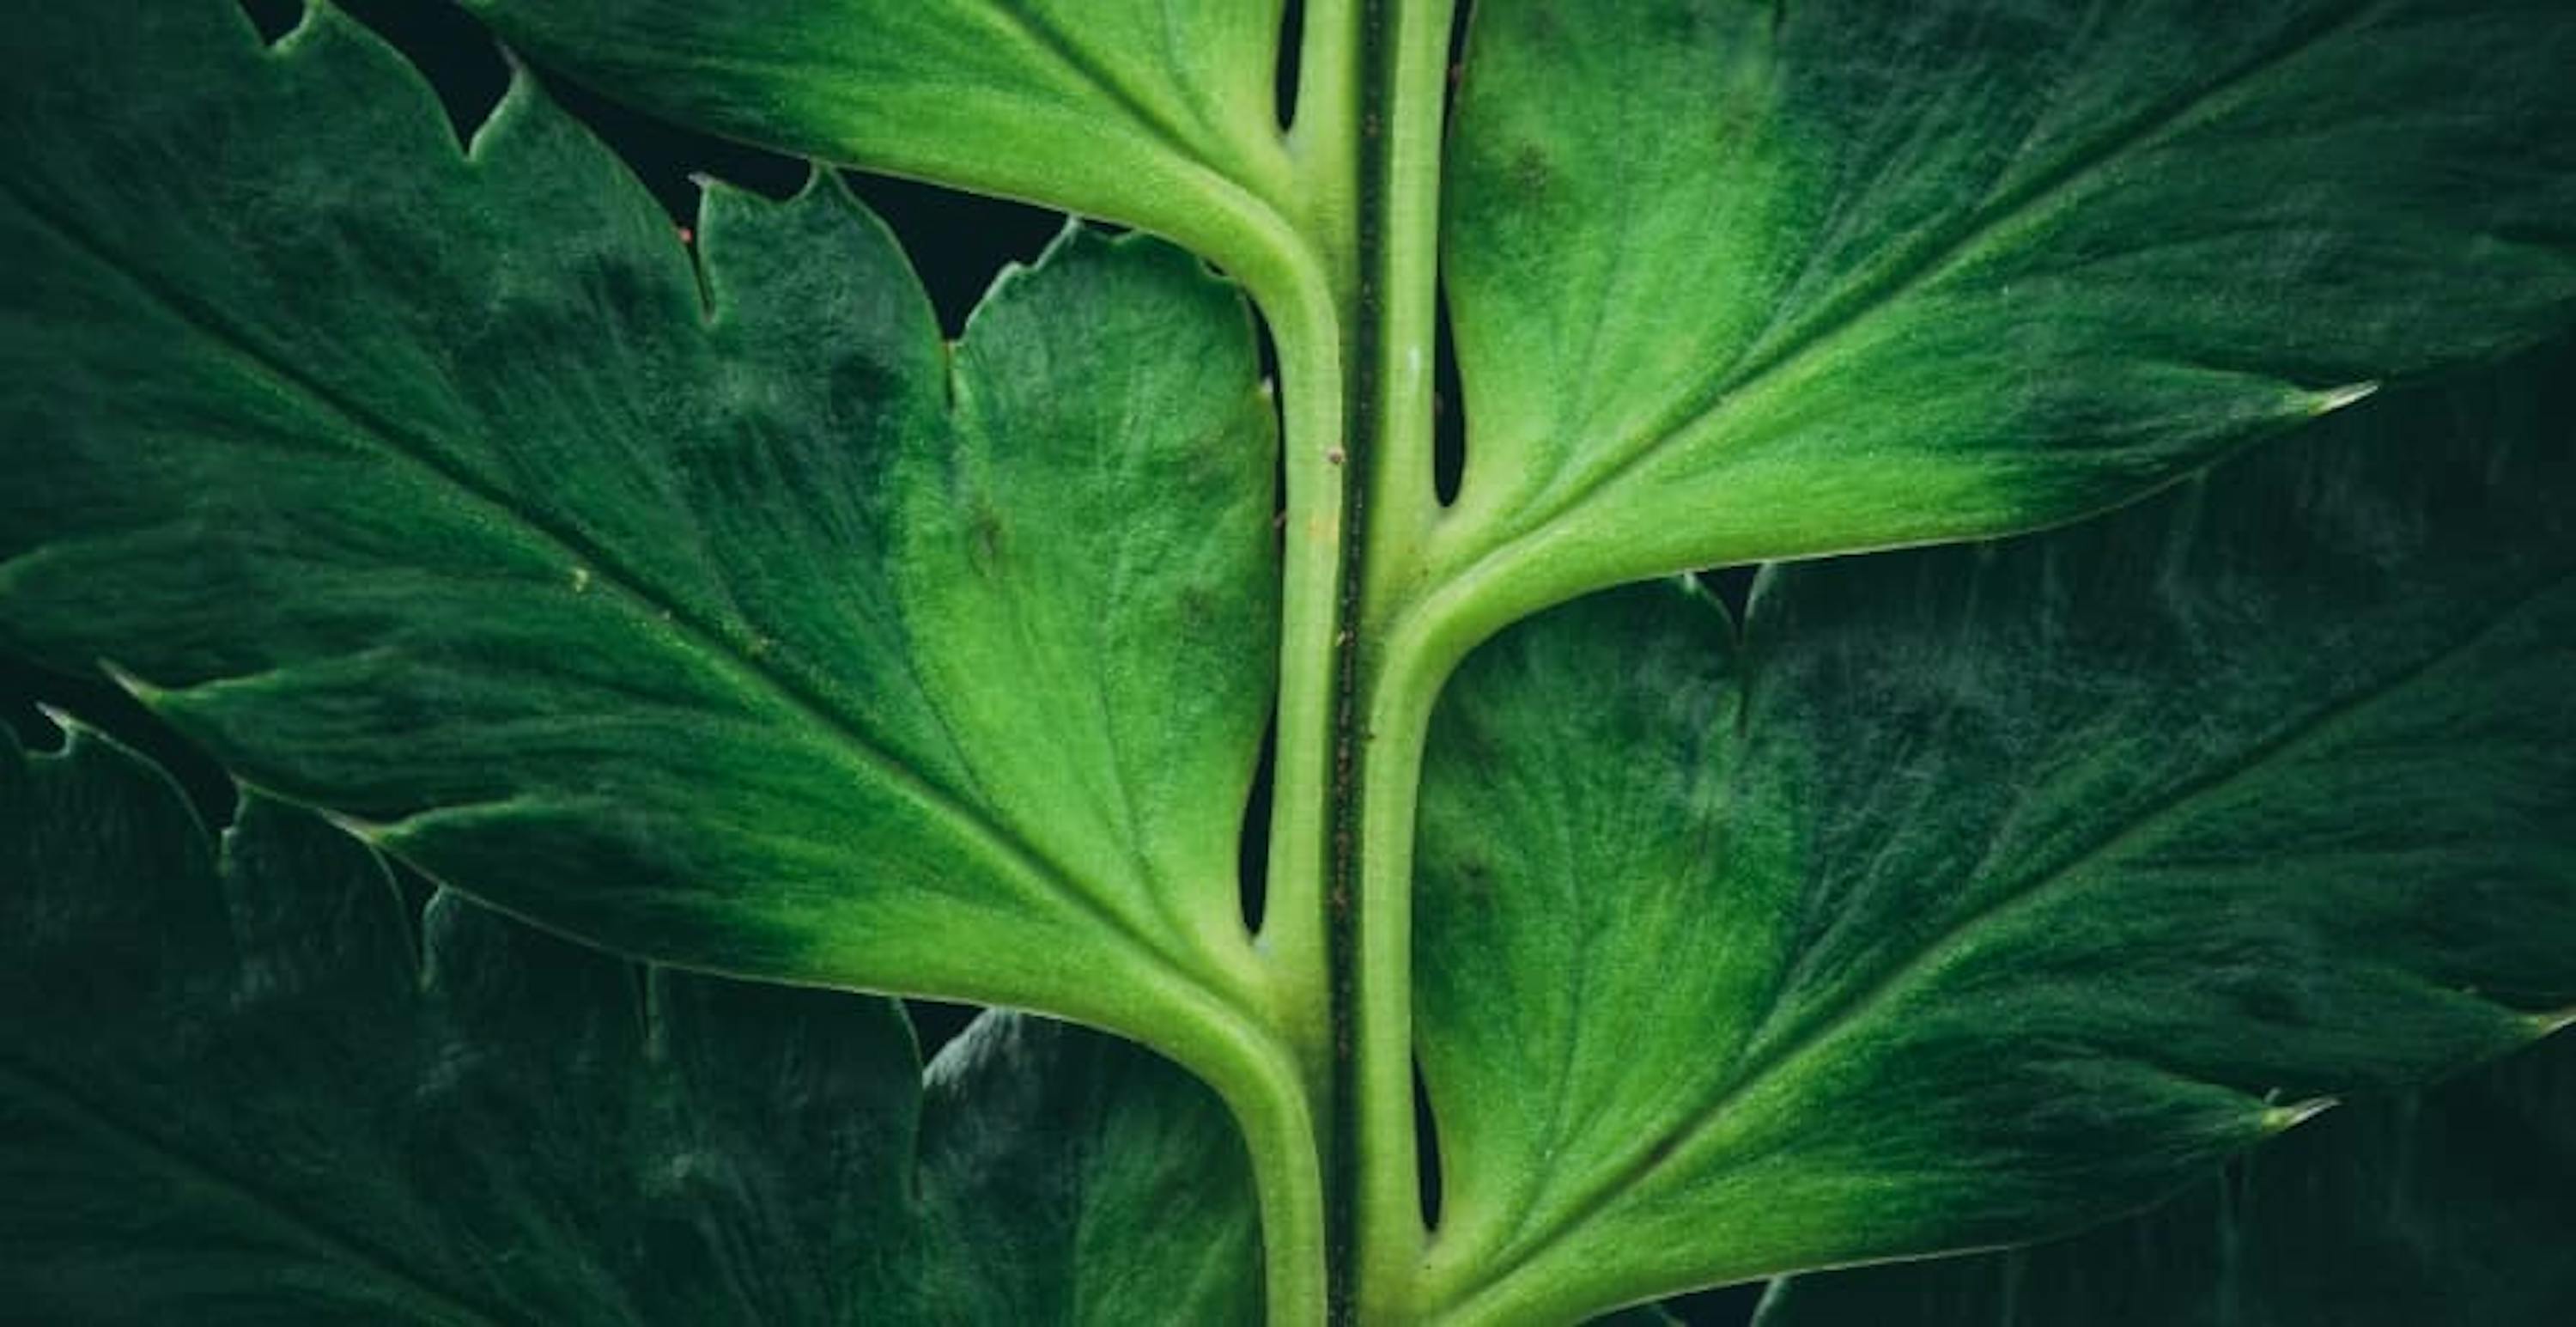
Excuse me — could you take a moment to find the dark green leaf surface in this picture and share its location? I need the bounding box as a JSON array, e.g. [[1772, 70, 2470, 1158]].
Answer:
[[0, 2, 1280, 1045], [914, 1014, 1267, 1323], [1411, 344, 2576, 1323], [463, 0, 1306, 286], [1754, 1032, 2576, 1327], [0, 723, 1260, 1324], [1432, 0, 2576, 627]]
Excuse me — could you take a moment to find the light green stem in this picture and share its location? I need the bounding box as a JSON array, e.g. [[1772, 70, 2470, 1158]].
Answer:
[[1345, 603, 1483, 1322], [1345, 0, 1458, 1320], [1242, 250, 1352, 1325], [1183, 1001, 1334, 1327], [1251, 0, 1457, 1320], [1259, 0, 1359, 1007]]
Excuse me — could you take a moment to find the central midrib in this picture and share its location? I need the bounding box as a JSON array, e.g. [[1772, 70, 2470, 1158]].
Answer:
[[1320, 3, 1399, 1318]]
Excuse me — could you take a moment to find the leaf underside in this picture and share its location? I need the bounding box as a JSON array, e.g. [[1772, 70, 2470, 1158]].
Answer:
[[0, 0, 1280, 1047], [1412, 338, 2576, 1322], [9, 3, 2576, 1325], [1435, 0, 2576, 623], [463, 0, 1300, 275], [0, 725, 1261, 1324]]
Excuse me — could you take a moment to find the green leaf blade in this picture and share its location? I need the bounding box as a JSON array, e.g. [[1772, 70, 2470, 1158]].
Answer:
[[0, 724, 1262, 1324], [1, 727, 912, 1324], [1754, 1032, 2576, 1327], [914, 1012, 1269, 1324], [1412, 342, 2576, 1322], [460, 0, 1307, 285], [1434, 0, 2576, 629], [0, 1, 1280, 1048]]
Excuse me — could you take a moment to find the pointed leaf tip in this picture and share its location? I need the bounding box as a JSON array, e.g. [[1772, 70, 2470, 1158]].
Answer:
[[2262, 1096, 2339, 1135], [95, 660, 164, 705], [1437, 0, 2576, 610], [317, 806, 391, 847], [1760, 1037, 2576, 1326], [2307, 380, 2382, 416], [28, 704, 122, 757]]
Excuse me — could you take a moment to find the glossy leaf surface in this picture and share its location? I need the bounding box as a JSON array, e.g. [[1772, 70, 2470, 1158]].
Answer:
[[0, 724, 1260, 1324], [1432, 0, 2576, 626], [1755, 1032, 2576, 1327], [1412, 344, 2576, 1322], [0, 1, 1279, 1046], [462, 0, 1305, 283]]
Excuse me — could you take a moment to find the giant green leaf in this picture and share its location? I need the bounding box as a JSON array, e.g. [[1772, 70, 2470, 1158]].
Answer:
[[1427, 0, 2576, 630], [1753, 1032, 2576, 1327], [462, 0, 1313, 294], [0, 721, 1261, 1324], [1408, 341, 2576, 1323], [0, 1, 1282, 1062]]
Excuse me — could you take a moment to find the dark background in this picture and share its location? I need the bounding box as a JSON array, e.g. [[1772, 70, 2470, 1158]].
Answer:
[[1, 3, 1765, 1321]]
